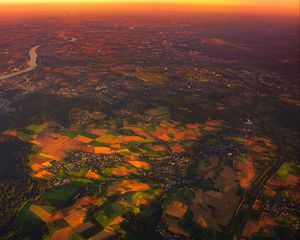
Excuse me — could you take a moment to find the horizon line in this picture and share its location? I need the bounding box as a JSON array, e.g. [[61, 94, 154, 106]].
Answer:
[[0, 2, 298, 17]]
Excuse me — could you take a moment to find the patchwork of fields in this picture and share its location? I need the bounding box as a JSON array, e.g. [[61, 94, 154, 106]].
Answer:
[[1, 116, 281, 239]]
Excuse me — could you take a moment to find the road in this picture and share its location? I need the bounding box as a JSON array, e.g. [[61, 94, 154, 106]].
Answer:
[[227, 125, 284, 239], [0, 36, 77, 81]]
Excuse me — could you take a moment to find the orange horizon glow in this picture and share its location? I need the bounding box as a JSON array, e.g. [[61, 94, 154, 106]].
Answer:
[[0, 1, 298, 16], [0, 0, 297, 7]]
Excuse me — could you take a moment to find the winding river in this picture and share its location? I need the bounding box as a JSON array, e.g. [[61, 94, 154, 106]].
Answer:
[[0, 37, 77, 81]]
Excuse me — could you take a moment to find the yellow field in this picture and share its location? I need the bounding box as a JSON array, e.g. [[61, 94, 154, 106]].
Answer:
[[165, 201, 188, 219], [128, 161, 150, 169], [86, 170, 101, 180], [107, 179, 150, 196]]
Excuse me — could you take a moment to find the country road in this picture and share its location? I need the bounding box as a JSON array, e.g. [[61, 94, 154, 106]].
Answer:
[[227, 124, 284, 239]]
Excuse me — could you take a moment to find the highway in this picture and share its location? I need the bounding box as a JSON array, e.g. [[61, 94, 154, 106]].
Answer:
[[227, 125, 284, 239]]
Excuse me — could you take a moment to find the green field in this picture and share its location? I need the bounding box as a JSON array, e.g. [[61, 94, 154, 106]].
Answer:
[[38, 183, 82, 209], [16, 129, 33, 141], [15, 201, 47, 239], [26, 124, 46, 135], [119, 71, 170, 85]]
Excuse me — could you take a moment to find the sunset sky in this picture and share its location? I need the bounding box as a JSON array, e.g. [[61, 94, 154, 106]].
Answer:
[[0, 0, 298, 7], [0, 0, 298, 15]]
